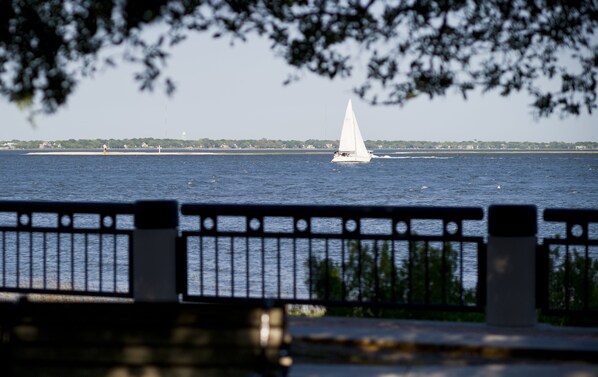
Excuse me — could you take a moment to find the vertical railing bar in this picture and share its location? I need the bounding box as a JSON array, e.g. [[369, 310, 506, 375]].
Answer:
[[374, 241, 380, 302], [231, 236, 235, 298], [341, 238, 346, 300], [128, 231, 133, 295], [308, 237, 313, 300], [358, 240, 363, 302], [459, 241, 465, 305], [261, 236, 265, 298], [441, 240, 447, 306], [17, 230, 20, 288], [391, 239, 396, 302], [584, 244, 589, 311], [57, 231, 62, 290], [29, 231, 33, 288], [42, 232, 47, 289], [277, 237, 281, 299], [245, 236, 250, 298], [565, 244, 570, 310], [293, 238, 297, 300], [408, 239, 413, 304], [72, 232, 75, 291], [424, 240, 429, 304], [2, 231, 5, 287], [98, 232, 102, 292], [325, 238, 330, 300], [84, 234, 88, 292], [200, 236, 204, 296], [215, 236, 219, 296], [113, 233, 117, 293]]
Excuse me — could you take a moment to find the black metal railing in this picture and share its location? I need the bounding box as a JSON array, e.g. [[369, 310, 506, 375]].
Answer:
[[538, 208, 598, 315], [0, 201, 135, 298], [180, 204, 486, 312]]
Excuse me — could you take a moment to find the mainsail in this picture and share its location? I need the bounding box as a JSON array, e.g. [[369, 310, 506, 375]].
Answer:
[[332, 99, 372, 163]]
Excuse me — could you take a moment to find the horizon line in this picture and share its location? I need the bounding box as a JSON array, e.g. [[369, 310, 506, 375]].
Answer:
[[1, 138, 596, 144]]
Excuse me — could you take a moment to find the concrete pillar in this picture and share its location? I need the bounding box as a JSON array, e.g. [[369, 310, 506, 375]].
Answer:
[[486, 205, 537, 327], [133, 200, 179, 302]]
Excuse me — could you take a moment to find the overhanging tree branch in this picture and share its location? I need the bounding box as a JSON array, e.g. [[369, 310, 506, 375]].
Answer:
[[0, 0, 596, 118]]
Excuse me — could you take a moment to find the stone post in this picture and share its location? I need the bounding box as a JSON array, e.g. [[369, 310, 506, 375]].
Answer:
[[486, 205, 537, 327], [133, 200, 179, 302]]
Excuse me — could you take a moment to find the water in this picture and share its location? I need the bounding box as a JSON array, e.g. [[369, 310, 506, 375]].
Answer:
[[2, 151, 596, 208], [1, 150, 596, 297]]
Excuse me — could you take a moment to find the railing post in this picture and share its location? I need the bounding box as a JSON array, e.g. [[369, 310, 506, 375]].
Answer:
[[133, 200, 179, 302], [487, 205, 537, 327]]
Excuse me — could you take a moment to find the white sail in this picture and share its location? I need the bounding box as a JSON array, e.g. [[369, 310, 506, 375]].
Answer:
[[332, 99, 372, 163]]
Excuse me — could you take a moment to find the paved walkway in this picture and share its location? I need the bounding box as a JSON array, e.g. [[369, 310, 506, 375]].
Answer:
[[291, 364, 598, 377], [287, 316, 598, 376]]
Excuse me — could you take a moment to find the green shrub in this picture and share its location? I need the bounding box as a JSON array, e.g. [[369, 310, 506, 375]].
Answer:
[[542, 244, 598, 326], [305, 240, 478, 319]]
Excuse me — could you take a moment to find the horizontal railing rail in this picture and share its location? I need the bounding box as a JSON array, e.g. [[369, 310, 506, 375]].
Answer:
[[180, 204, 486, 312], [538, 208, 598, 315], [0, 201, 135, 298]]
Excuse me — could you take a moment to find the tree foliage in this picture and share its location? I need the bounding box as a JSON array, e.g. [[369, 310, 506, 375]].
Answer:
[[2, 137, 596, 150], [1, 1, 596, 118]]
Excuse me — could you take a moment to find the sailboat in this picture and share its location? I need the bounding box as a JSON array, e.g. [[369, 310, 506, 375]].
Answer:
[[331, 99, 373, 163]]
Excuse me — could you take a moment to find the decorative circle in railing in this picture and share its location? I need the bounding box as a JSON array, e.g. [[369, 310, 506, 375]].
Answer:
[[445, 221, 459, 235], [60, 214, 72, 228], [249, 217, 262, 232], [570, 224, 584, 238], [102, 215, 114, 229], [19, 213, 30, 227], [344, 219, 357, 233], [202, 217, 215, 231], [395, 220, 408, 235], [295, 218, 309, 233]]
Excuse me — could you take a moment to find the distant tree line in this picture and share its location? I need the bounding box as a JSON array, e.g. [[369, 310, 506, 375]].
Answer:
[[1, 138, 596, 151]]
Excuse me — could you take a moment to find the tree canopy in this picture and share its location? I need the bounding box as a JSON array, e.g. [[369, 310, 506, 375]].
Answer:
[[1, 0, 596, 118]]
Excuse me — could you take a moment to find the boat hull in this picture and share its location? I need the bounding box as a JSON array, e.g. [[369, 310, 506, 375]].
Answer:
[[331, 154, 372, 163]]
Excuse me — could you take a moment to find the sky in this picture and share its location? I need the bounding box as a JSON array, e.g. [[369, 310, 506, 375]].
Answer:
[[1, 32, 597, 143]]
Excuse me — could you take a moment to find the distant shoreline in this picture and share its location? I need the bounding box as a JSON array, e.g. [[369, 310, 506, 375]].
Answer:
[[25, 150, 331, 156], [3, 138, 596, 152], [24, 149, 598, 156]]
